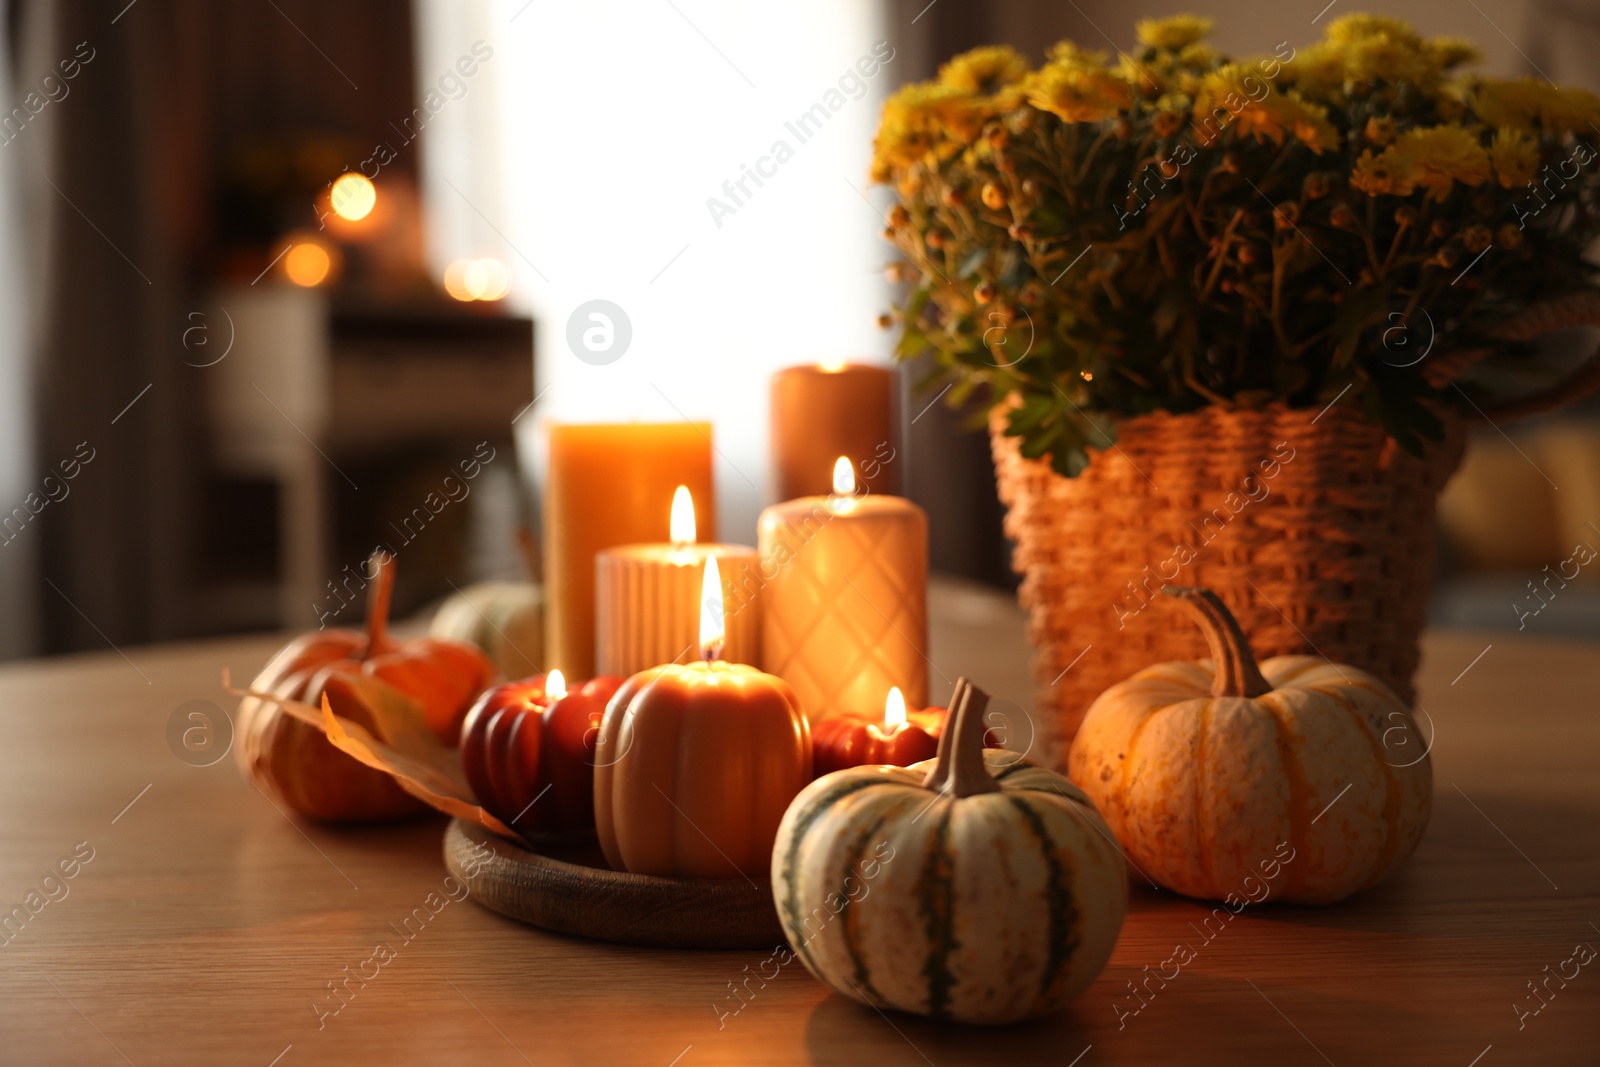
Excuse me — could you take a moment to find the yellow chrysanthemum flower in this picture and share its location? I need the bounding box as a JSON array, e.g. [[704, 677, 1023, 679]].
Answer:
[[1287, 98, 1342, 152], [1047, 40, 1111, 69], [1325, 14, 1423, 48], [872, 82, 984, 181], [1473, 76, 1600, 132], [1135, 14, 1214, 52], [1395, 125, 1492, 198], [1350, 148, 1413, 196], [1025, 61, 1134, 123], [1281, 43, 1346, 100], [1472, 77, 1543, 129], [1191, 67, 1341, 153], [1539, 84, 1600, 131], [1192, 64, 1268, 116], [1343, 34, 1437, 85], [1488, 127, 1540, 188], [1426, 37, 1483, 70], [1176, 42, 1221, 69], [938, 46, 1031, 96]]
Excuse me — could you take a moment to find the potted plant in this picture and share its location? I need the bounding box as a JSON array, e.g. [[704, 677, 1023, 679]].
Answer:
[[875, 14, 1600, 759]]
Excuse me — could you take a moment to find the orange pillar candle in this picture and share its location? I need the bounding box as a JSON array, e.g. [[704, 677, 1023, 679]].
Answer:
[[545, 423, 714, 680], [595, 486, 761, 676], [758, 457, 928, 721], [770, 362, 896, 499]]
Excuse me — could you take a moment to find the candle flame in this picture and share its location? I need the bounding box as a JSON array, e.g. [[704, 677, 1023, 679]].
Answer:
[[699, 555, 725, 661], [819, 357, 847, 372], [546, 668, 567, 700], [832, 456, 856, 496], [885, 687, 906, 728], [669, 485, 696, 545]]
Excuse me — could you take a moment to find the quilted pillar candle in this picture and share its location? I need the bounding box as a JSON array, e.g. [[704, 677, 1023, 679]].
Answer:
[[756, 458, 928, 721]]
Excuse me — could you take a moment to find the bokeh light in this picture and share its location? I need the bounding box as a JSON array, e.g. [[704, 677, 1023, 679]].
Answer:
[[284, 242, 332, 287], [443, 257, 511, 302], [330, 173, 377, 222]]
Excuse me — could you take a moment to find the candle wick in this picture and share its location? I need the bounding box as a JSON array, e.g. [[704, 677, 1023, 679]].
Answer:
[[701, 639, 723, 662]]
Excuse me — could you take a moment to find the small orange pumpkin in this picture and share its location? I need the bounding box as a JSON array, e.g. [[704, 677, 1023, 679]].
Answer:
[[593, 661, 811, 878], [236, 552, 494, 821], [1068, 587, 1432, 904]]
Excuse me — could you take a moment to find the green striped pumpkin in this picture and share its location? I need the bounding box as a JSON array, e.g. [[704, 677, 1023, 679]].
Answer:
[[771, 679, 1127, 1024]]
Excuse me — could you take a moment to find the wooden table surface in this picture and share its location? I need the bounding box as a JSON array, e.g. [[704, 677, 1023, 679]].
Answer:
[[2, 578, 1596, 1066]]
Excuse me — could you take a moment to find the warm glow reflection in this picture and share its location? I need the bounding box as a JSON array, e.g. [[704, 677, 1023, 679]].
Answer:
[[330, 173, 377, 221], [819, 357, 848, 372], [546, 668, 567, 700], [445, 257, 511, 302], [832, 456, 855, 496], [699, 555, 724, 661], [284, 242, 331, 287], [885, 687, 906, 729], [669, 485, 696, 545]]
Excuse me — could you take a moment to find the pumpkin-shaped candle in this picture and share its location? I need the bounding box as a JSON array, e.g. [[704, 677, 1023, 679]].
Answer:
[[459, 669, 625, 834], [811, 688, 939, 775], [594, 556, 812, 878]]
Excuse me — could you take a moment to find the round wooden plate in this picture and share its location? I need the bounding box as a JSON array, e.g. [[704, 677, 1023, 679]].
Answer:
[[442, 818, 786, 950]]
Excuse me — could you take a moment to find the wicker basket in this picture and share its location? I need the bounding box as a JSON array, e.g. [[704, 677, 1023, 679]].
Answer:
[[991, 401, 1466, 768], [990, 292, 1600, 768]]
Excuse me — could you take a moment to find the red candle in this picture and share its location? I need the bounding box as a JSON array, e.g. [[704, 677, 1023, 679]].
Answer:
[[459, 669, 625, 834], [812, 688, 942, 776]]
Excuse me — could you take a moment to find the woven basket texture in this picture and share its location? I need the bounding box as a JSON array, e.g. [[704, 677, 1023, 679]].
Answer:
[[990, 401, 1466, 768]]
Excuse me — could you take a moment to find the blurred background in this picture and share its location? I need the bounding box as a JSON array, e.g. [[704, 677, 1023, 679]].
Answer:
[[0, 0, 1595, 662]]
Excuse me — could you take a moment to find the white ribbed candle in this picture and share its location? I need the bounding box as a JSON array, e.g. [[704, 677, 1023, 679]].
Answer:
[[595, 544, 760, 676]]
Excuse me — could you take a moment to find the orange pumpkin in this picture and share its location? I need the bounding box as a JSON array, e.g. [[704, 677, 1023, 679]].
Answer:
[[593, 661, 811, 878], [236, 553, 494, 821], [1068, 586, 1432, 904]]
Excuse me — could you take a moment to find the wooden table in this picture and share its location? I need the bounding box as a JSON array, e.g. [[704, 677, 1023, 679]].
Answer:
[[2, 579, 1596, 1065]]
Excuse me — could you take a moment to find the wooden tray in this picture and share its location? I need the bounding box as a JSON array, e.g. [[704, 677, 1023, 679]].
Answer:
[[442, 818, 786, 950]]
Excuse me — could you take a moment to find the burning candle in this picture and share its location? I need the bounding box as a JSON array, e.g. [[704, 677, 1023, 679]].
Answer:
[[811, 687, 1004, 776], [459, 668, 626, 834], [594, 556, 812, 878], [811, 687, 938, 775], [595, 486, 760, 677], [770, 361, 897, 499], [758, 456, 929, 720], [544, 422, 715, 680]]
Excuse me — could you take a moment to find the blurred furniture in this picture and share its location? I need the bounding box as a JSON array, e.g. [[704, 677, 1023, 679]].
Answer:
[[201, 284, 532, 632], [1, 580, 1595, 1062], [1434, 415, 1600, 639]]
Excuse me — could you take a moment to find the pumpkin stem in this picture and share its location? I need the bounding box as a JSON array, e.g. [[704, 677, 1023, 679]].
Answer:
[[921, 677, 1001, 798], [1163, 587, 1272, 699], [364, 550, 397, 657]]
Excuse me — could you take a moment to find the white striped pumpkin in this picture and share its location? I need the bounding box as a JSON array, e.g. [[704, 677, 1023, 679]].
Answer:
[[772, 679, 1126, 1024], [1068, 587, 1433, 905]]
